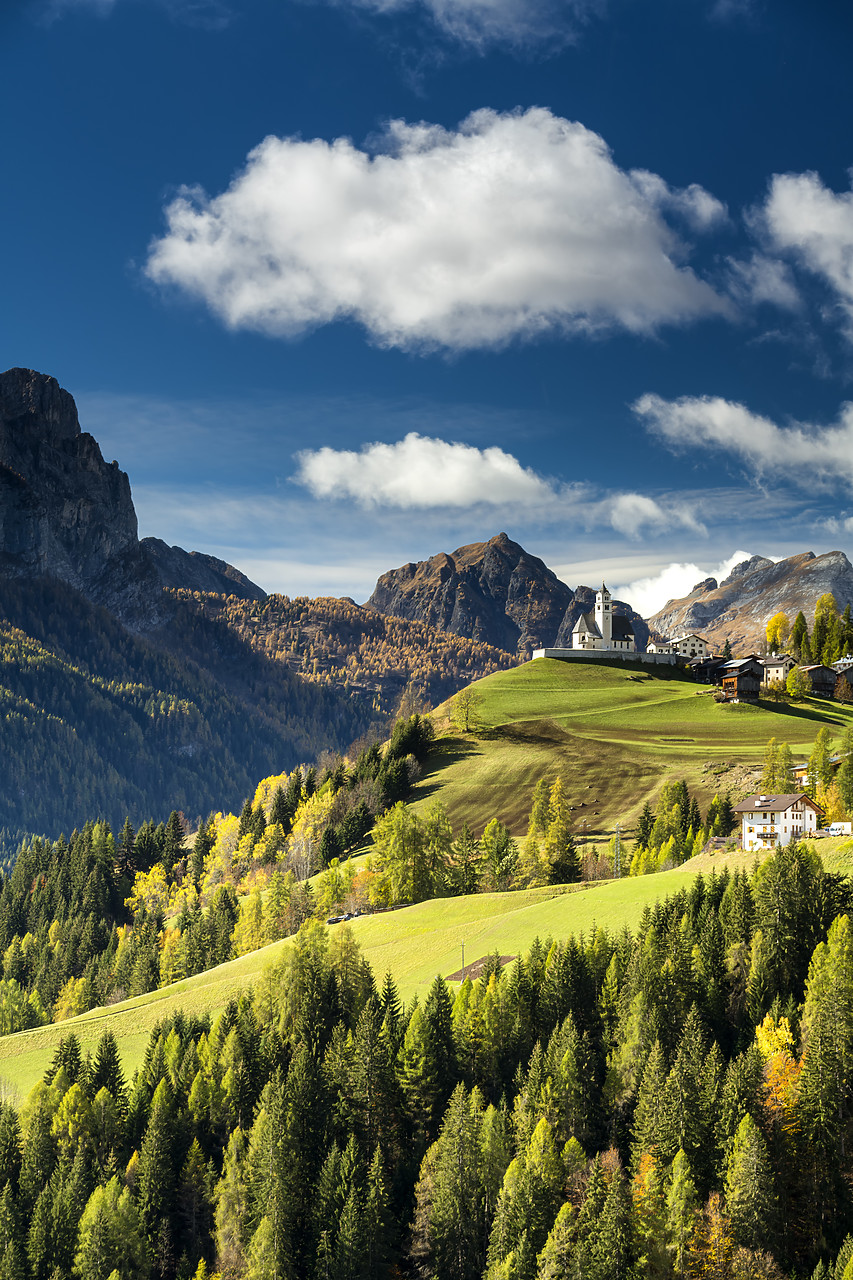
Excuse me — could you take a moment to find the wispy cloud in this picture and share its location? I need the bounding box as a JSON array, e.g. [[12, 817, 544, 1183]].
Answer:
[[633, 391, 853, 491], [145, 108, 729, 353], [326, 0, 602, 51], [294, 431, 705, 541], [760, 168, 853, 340]]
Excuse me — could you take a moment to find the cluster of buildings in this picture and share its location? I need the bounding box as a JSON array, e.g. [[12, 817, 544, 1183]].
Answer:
[[531, 584, 853, 704]]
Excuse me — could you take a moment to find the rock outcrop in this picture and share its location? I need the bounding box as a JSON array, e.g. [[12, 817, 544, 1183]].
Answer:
[[366, 532, 648, 655], [648, 551, 853, 651], [0, 368, 264, 624]]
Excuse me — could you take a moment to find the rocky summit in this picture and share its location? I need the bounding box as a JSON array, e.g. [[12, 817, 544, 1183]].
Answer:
[[0, 368, 264, 626], [648, 550, 853, 650], [367, 532, 648, 655]]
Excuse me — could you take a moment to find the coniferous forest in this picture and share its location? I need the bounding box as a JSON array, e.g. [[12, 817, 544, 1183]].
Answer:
[[4, 838, 853, 1279]]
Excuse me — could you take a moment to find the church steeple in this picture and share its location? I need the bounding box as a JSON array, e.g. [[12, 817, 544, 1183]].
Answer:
[[595, 583, 612, 646]]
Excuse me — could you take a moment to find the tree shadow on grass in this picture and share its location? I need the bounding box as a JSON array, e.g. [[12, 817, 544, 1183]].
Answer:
[[756, 698, 848, 728], [414, 735, 480, 802]]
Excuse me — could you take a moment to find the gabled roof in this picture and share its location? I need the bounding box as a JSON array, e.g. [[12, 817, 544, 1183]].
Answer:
[[733, 792, 824, 814], [573, 611, 600, 636], [571, 611, 634, 638]]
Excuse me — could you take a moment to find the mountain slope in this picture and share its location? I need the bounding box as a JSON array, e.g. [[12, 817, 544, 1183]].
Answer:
[[367, 531, 649, 654], [0, 576, 374, 835], [410, 656, 853, 837], [0, 367, 264, 626], [648, 551, 853, 650]]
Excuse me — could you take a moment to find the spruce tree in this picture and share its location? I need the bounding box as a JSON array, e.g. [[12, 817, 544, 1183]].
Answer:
[[725, 1114, 778, 1254]]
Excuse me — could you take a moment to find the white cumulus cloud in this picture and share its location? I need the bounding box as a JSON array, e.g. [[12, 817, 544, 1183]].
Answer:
[[633, 392, 853, 490], [145, 108, 728, 352], [762, 169, 853, 337], [614, 549, 754, 619], [295, 433, 554, 507], [294, 432, 706, 544]]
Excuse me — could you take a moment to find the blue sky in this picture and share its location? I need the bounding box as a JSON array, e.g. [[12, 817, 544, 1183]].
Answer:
[[3, 0, 853, 614]]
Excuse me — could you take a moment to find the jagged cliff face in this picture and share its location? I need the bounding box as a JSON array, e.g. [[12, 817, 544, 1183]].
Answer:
[[648, 551, 853, 650], [366, 532, 648, 655], [0, 368, 264, 624], [0, 367, 138, 587]]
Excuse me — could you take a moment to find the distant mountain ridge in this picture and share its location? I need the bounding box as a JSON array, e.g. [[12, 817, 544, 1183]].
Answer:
[[0, 367, 264, 626], [648, 550, 853, 650], [367, 532, 650, 655]]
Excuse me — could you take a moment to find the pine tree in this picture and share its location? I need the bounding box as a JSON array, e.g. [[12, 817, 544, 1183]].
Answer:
[[636, 801, 655, 849], [666, 1149, 699, 1280], [137, 1081, 176, 1246], [214, 1128, 248, 1277], [725, 1114, 778, 1254], [761, 739, 779, 793], [91, 1030, 128, 1115]]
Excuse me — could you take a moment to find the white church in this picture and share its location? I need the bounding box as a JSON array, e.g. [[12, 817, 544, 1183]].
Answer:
[[531, 583, 683, 667], [571, 584, 636, 652]]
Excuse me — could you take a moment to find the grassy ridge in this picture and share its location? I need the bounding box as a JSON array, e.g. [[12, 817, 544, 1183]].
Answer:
[[412, 658, 853, 835], [4, 658, 851, 1101], [0, 864, 715, 1099]]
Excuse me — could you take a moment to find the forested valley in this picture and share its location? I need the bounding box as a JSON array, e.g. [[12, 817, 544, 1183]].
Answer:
[[3, 842, 853, 1279]]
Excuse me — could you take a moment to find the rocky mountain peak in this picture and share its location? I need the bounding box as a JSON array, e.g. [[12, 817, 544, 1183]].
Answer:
[[719, 555, 774, 588], [648, 550, 853, 650], [0, 367, 264, 625], [367, 532, 648, 655], [0, 367, 80, 445]]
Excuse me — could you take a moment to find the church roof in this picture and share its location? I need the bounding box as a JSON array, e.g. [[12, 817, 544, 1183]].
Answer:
[[574, 611, 601, 636], [572, 611, 635, 638]]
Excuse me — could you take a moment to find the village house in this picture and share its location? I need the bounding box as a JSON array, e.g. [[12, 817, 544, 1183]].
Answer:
[[648, 632, 713, 659], [734, 792, 824, 851], [719, 656, 764, 703], [760, 653, 796, 687], [690, 655, 728, 684], [571, 584, 636, 652], [801, 664, 838, 698]]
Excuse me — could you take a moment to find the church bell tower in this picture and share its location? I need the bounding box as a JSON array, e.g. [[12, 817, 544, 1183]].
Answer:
[[595, 583, 612, 648]]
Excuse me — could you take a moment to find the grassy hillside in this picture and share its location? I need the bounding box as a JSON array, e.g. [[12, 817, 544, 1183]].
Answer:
[[0, 861, 719, 1098], [411, 657, 853, 836], [3, 834, 852, 1100]]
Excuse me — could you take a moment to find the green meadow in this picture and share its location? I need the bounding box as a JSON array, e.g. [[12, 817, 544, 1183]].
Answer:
[[411, 657, 853, 835], [0, 862, 713, 1099], [3, 658, 851, 1102]]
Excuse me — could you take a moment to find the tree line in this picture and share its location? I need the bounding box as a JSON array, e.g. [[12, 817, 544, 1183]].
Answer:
[[3, 844, 853, 1277]]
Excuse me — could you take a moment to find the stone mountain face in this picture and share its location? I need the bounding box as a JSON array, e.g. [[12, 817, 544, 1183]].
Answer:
[[0, 368, 264, 624], [647, 551, 853, 651], [366, 532, 649, 655]]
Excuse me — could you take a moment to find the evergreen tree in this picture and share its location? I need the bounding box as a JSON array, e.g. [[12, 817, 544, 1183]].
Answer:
[[725, 1114, 778, 1254], [666, 1149, 699, 1280], [636, 801, 655, 849]]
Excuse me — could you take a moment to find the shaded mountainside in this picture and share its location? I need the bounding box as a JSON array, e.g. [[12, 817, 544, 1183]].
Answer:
[[649, 550, 853, 650], [0, 367, 263, 627], [367, 531, 649, 654], [180, 590, 517, 717], [0, 371, 524, 835], [0, 576, 375, 835]]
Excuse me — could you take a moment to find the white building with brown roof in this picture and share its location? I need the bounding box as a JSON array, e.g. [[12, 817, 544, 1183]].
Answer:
[[734, 792, 823, 851], [571, 584, 636, 652], [648, 632, 713, 659], [760, 654, 796, 686]]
